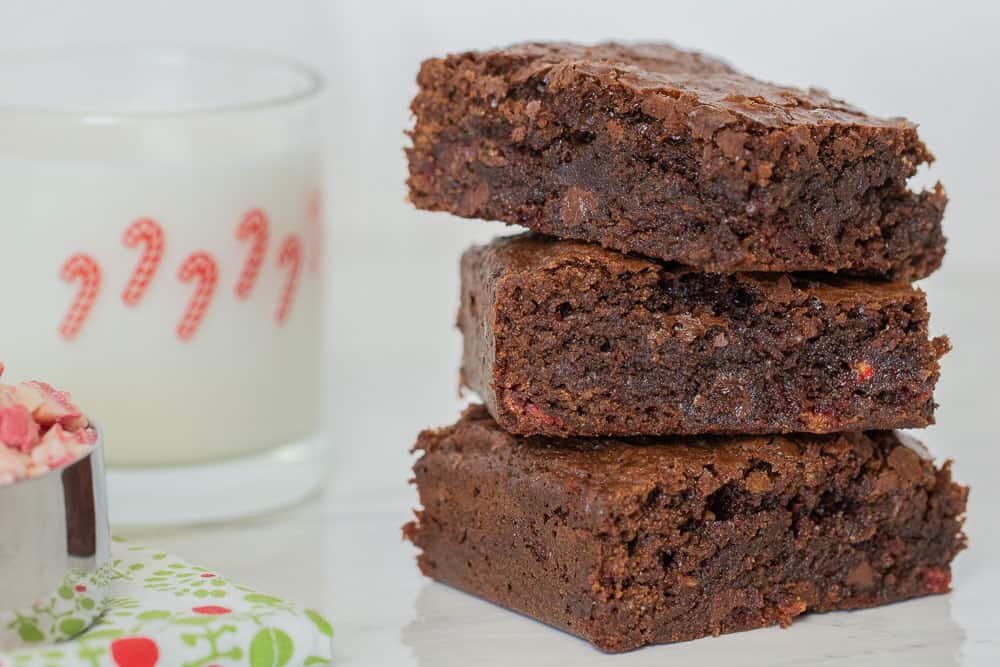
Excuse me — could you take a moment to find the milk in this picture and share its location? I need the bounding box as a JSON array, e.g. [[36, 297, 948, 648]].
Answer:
[[0, 49, 324, 520]]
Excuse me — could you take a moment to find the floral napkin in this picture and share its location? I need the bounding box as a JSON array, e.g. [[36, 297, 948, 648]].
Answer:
[[0, 540, 333, 667]]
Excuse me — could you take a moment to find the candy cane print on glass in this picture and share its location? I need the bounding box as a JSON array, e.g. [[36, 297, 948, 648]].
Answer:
[[176, 252, 219, 342], [276, 234, 302, 325], [234, 208, 270, 299], [121, 218, 165, 307], [59, 254, 102, 341]]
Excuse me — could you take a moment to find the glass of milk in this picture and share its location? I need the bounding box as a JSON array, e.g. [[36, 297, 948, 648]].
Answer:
[[0, 47, 325, 525]]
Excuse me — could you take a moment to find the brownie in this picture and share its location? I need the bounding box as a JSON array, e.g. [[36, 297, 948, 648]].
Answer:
[[404, 405, 968, 653], [407, 42, 946, 279], [459, 234, 949, 437]]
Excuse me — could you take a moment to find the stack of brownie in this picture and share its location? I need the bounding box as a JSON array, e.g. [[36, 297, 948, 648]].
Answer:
[[403, 43, 968, 653]]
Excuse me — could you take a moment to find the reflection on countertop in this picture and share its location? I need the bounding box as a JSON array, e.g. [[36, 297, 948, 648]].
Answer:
[[403, 581, 964, 667]]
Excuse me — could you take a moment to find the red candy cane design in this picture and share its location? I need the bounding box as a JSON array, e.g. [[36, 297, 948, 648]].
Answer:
[[59, 254, 101, 341], [276, 234, 302, 325], [234, 208, 270, 299], [121, 218, 165, 306], [176, 252, 218, 342]]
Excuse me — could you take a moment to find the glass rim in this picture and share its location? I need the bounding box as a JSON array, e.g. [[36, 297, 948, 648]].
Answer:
[[0, 45, 324, 121]]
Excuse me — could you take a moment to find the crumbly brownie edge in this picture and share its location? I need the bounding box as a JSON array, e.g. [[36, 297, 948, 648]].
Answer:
[[408, 44, 946, 278], [459, 234, 949, 437], [403, 407, 969, 652]]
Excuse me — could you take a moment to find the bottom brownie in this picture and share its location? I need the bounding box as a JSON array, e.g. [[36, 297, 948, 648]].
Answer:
[[403, 406, 968, 652]]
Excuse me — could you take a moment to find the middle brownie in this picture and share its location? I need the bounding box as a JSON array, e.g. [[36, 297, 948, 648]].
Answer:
[[460, 233, 948, 437]]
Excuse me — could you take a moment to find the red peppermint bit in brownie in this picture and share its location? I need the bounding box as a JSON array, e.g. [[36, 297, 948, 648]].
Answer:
[[854, 361, 875, 382], [918, 566, 952, 594], [524, 402, 564, 429], [502, 392, 566, 430]]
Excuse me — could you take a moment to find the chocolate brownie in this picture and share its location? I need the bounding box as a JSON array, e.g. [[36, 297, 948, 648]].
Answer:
[[459, 234, 948, 437], [404, 406, 968, 653], [407, 42, 946, 279]]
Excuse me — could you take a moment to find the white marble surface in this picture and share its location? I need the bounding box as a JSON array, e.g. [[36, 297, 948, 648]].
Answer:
[[120, 265, 1000, 666]]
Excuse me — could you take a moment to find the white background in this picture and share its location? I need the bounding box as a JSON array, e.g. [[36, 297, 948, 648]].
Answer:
[[1, 2, 998, 664]]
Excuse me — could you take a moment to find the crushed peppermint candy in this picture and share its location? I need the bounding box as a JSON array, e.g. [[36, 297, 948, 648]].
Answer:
[[0, 363, 96, 486]]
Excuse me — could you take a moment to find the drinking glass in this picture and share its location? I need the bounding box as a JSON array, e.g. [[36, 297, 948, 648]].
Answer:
[[0, 47, 326, 525]]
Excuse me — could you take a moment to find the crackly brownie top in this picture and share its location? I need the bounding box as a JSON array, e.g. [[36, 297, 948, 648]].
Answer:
[[415, 405, 939, 517], [445, 42, 922, 133], [472, 233, 921, 303]]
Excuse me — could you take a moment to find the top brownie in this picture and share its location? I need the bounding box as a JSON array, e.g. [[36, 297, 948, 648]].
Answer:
[[407, 42, 946, 279]]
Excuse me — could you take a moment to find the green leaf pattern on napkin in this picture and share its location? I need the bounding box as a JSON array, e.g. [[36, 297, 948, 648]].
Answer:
[[0, 543, 333, 667], [2, 567, 111, 648]]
